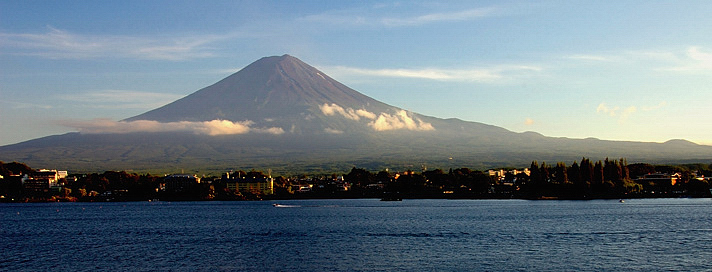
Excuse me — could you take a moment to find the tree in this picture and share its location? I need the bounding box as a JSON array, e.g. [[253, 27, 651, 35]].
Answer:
[[628, 163, 655, 179], [620, 158, 630, 180], [580, 158, 594, 183], [0, 161, 33, 176], [423, 169, 447, 189], [529, 161, 540, 184], [345, 168, 374, 188], [593, 161, 604, 186], [603, 158, 623, 183], [568, 161, 581, 185], [540, 162, 551, 183], [554, 162, 568, 184]]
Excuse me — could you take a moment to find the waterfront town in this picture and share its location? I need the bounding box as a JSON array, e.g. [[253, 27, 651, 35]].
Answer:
[[1, 159, 711, 202]]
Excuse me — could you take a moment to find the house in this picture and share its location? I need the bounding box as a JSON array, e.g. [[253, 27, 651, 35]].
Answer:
[[636, 173, 680, 186], [164, 174, 201, 193], [223, 171, 274, 195], [635, 173, 681, 194], [487, 168, 530, 182], [22, 169, 67, 194], [236, 177, 274, 195]]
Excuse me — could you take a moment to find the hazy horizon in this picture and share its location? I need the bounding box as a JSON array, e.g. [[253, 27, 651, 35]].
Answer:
[[2, 1, 712, 146]]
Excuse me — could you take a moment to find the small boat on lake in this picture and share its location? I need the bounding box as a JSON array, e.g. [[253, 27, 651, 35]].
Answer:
[[273, 204, 300, 207]]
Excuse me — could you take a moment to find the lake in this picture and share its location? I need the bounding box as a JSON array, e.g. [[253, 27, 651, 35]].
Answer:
[[2, 198, 712, 271]]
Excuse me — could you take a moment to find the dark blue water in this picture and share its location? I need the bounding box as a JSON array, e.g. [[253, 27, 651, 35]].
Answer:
[[2, 199, 712, 271]]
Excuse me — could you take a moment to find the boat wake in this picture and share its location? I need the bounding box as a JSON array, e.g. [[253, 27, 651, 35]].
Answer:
[[273, 204, 300, 208], [272, 204, 340, 208]]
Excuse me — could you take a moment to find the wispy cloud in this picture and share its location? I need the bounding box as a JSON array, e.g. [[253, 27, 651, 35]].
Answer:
[[325, 65, 541, 82], [252, 126, 286, 135], [0, 26, 233, 60], [641, 101, 667, 111], [1, 100, 54, 110], [596, 102, 666, 123], [661, 46, 712, 73], [566, 47, 712, 74], [566, 54, 617, 62], [380, 7, 497, 27], [597, 103, 637, 122], [60, 90, 184, 109], [301, 7, 496, 27], [61, 119, 284, 135]]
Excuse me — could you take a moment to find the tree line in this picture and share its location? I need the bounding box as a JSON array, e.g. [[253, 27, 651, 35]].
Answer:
[[1, 159, 711, 202], [340, 158, 711, 199]]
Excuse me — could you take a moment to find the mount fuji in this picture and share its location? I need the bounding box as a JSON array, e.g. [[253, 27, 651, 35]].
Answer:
[[2, 55, 710, 173]]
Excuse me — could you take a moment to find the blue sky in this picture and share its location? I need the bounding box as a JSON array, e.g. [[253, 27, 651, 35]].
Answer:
[[1, 1, 711, 146]]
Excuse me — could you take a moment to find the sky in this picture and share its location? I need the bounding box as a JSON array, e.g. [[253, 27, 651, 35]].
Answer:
[[1, 0, 712, 146]]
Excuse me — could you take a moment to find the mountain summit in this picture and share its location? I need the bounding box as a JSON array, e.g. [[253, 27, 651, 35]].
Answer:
[[2, 55, 711, 173], [129, 55, 391, 121], [127, 54, 433, 135]]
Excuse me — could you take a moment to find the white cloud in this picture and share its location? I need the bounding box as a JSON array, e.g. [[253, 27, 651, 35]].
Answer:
[[662, 46, 712, 73], [355, 109, 377, 120], [621, 106, 637, 120], [253, 126, 285, 135], [61, 119, 284, 135], [319, 103, 359, 120], [369, 110, 434, 132], [320, 103, 434, 132], [687, 47, 712, 63], [596, 103, 619, 117], [326, 65, 541, 82], [302, 7, 497, 27], [324, 128, 344, 134], [524, 118, 534, 126], [0, 26, 232, 60], [598, 101, 667, 119], [597, 102, 668, 123], [597, 103, 636, 120], [197, 120, 252, 135], [319, 103, 377, 120], [380, 8, 497, 27], [2, 100, 54, 110], [567, 47, 712, 74], [60, 90, 184, 109], [567, 54, 616, 62], [641, 101, 667, 111], [628, 50, 680, 63]]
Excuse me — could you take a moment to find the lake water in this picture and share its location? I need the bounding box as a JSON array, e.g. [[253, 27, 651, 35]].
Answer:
[[2, 198, 712, 271]]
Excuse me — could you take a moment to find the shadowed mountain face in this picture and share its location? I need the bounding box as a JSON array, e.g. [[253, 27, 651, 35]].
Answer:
[[2, 55, 711, 173]]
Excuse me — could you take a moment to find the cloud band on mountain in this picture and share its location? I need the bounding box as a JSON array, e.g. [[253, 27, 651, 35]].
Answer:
[[319, 103, 376, 121], [320, 103, 434, 132], [369, 110, 435, 131], [61, 119, 284, 135]]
